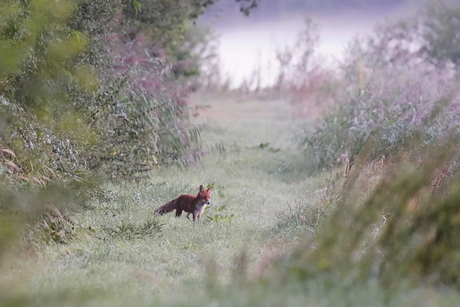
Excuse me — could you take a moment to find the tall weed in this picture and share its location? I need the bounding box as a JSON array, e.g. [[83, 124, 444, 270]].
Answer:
[[271, 135, 460, 291], [295, 1, 460, 174]]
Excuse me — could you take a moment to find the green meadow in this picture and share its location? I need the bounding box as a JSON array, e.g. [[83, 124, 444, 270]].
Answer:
[[3, 1, 460, 306], [3, 95, 460, 306], [1, 96, 323, 306]]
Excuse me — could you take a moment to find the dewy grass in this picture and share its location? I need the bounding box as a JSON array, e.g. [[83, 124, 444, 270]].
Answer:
[[0, 97, 320, 306], [2, 97, 460, 307]]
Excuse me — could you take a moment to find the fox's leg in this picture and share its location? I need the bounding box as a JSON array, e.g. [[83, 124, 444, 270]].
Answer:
[[196, 208, 205, 221], [175, 208, 183, 218], [186, 213, 191, 220], [192, 213, 197, 222]]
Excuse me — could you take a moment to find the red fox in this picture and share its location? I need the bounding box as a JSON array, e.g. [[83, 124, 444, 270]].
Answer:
[[154, 185, 213, 221]]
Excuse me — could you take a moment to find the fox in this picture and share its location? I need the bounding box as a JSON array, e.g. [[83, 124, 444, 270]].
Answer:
[[154, 185, 213, 221]]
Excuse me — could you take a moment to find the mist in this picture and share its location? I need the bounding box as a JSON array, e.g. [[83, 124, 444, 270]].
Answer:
[[201, 0, 421, 87]]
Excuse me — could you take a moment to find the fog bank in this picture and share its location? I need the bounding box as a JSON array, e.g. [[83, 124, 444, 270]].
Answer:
[[201, 1, 420, 87]]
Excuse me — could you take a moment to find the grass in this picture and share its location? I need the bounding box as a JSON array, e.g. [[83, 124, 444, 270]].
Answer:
[[3, 94, 460, 307], [1, 95, 326, 306]]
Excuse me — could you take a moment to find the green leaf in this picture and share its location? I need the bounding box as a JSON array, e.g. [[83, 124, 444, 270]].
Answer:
[[131, 0, 141, 14]]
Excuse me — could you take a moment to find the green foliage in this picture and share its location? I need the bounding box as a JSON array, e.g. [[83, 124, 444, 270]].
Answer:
[[206, 204, 234, 222], [68, 0, 206, 179], [0, 2, 101, 253], [103, 219, 163, 239], [0, 0, 222, 202], [0, 0, 257, 191], [130, 0, 142, 14], [0, 0, 94, 184]]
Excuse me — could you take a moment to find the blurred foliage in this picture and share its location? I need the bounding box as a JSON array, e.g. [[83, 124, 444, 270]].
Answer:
[[294, 0, 460, 174], [271, 136, 460, 292], [0, 1, 100, 256]]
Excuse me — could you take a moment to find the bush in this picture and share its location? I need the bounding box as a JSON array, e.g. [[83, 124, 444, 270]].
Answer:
[[295, 1, 460, 174]]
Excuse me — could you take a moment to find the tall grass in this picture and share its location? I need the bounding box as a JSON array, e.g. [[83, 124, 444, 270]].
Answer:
[[3, 2, 460, 307], [4, 91, 460, 306]]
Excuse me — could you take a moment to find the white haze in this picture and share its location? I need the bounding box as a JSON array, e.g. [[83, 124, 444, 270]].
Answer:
[[204, 3, 419, 88]]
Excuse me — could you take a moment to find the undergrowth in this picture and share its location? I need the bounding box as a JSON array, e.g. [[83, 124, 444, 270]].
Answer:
[[3, 1, 460, 306]]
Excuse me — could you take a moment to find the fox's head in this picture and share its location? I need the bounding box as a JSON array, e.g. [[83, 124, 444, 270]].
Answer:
[[198, 185, 213, 205]]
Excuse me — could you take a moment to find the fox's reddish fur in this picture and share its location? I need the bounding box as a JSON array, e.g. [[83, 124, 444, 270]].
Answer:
[[154, 185, 213, 221]]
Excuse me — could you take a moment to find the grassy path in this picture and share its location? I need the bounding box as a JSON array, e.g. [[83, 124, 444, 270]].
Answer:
[[6, 95, 458, 307], [8, 96, 322, 306]]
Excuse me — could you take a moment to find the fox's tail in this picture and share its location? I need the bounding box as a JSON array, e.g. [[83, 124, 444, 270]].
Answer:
[[154, 199, 177, 215]]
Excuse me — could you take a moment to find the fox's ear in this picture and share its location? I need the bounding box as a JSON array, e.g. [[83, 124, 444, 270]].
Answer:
[[207, 187, 214, 193], [199, 185, 205, 193]]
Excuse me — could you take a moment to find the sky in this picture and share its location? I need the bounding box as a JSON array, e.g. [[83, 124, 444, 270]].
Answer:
[[200, 0, 422, 88]]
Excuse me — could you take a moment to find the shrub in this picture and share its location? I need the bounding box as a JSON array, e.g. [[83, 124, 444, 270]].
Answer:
[[295, 1, 460, 174]]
